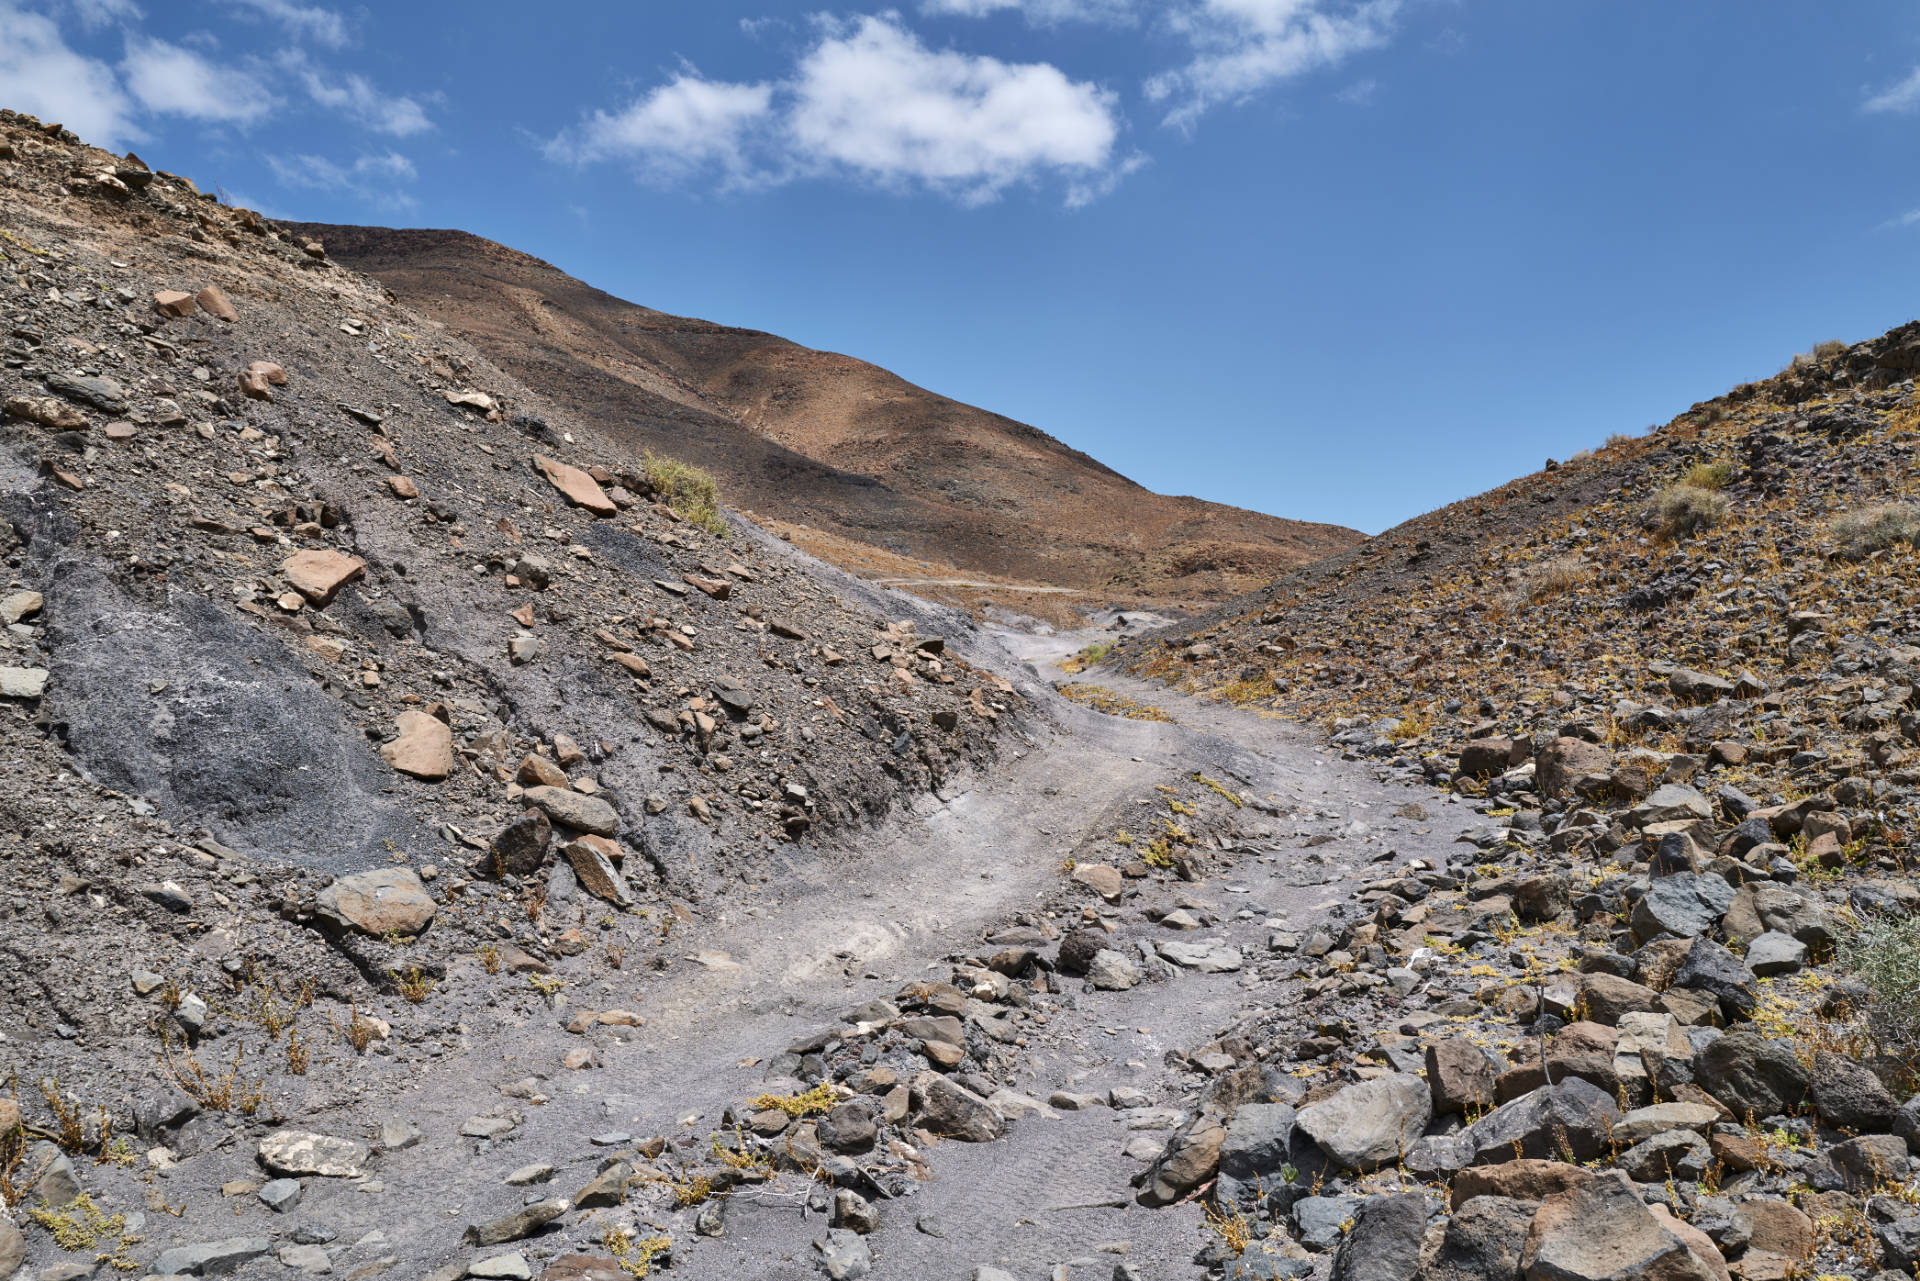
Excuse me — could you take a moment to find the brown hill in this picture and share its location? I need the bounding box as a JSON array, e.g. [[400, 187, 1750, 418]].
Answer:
[[288, 222, 1360, 609]]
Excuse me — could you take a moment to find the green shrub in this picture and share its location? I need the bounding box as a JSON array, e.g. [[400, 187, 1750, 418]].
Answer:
[[1839, 914, 1920, 1057], [1651, 484, 1730, 539], [1831, 502, 1920, 559], [644, 452, 726, 537]]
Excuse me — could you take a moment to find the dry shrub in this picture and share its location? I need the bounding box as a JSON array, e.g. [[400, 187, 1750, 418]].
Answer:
[[644, 452, 726, 537], [1682, 460, 1734, 490], [1840, 914, 1920, 1059], [1831, 502, 1920, 560], [1519, 554, 1590, 603], [1651, 484, 1730, 539]]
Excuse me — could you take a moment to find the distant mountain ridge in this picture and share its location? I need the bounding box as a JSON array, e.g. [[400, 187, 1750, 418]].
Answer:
[[289, 222, 1362, 604]]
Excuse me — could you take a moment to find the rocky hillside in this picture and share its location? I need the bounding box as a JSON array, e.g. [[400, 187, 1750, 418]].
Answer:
[[283, 223, 1361, 610], [1082, 323, 1920, 1276], [0, 106, 1042, 1277]]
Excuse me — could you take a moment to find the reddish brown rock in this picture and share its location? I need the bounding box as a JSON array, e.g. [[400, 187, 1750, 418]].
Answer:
[[153, 289, 195, 317], [282, 549, 366, 606], [381, 710, 454, 781], [196, 284, 238, 321], [534, 454, 616, 516]]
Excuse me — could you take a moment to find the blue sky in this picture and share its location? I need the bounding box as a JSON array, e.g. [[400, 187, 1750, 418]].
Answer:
[[6, 2, 1920, 534]]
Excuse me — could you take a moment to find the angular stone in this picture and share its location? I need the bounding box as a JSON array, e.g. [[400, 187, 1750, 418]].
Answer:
[[470, 1255, 533, 1281], [1731, 1199, 1811, 1261], [1450, 1160, 1592, 1208], [1427, 1038, 1497, 1116], [912, 1076, 1002, 1142], [534, 455, 616, 516], [522, 785, 620, 837], [258, 1130, 369, 1178], [1616, 1129, 1710, 1182], [282, 549, 366, 606], [489, 811, 552, 878], [239, 360, 286, 400], [1427, 1194, 1534, 1281], [1809, 1050, 1897, 1131], [315, 867, 435, 938], [1158, 938, 1243, 972], [1135, 1114, 1225, 1207], [381, 709, 454, 780], [1694, 1031, 1809, 1118], [153, 1236, 272, 1276], [1460, 1079, 1623, 1166], [464, 1198, 568, 1246], [1087, 948, 1140, 990], [154, 289, 196, 316], [1330, 1192, 1426, 1281], [1072, 862, 1125, 903], [196, 284, 238, 321], [1538, 738, 1610, 797], [1522, 1171, 1719, 1281], [258, 1177, 303, 1211], [1631, 873, 1734, 944], [1630, 785, 1714, 827], [1743, 932, 1805, 977], [1297, 1074, 1432, 1171], [563, 840, 632, 908], [1581, 973, 1660, 1025], [1610, 1102, 1719, 1147], [571, 1162, 630, 1209], [1670, 937, 1757, 1020], [0, 667, 49, 698]]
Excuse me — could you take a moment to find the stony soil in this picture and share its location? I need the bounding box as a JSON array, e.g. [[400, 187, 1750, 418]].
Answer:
[[9, 104, 1920, 1281]]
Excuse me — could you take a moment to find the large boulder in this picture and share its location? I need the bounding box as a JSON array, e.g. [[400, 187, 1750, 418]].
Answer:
[[1135, 1114, 1225, 1207], [1810, 1050, 1898, 1132], [911, 1076, 1002, 1142], [1520, 1171, 1721, 1281], [1427, 1196, 1535, 1281], [1460, 1079, 1623, 1166], [1428, 1038, 1497, 1116], [1296, 1074, 1432, 1171], [314, 867, 435, 937], [1694, 1030, 1809, 1119], [1669, 938, 1757, 1021], [1329, 1192, 1426, 1281], [521, 785, 621, 837], [1630, 874, 1733, 944], [1215, 1103, 1296, 1208], [1538, 738, 1610, 798]]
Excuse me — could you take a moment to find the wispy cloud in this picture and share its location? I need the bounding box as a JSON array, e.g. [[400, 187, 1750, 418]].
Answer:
[[0, 1, 139, 147], [1865, 65, 1920, 114], [551, 14, 1128, 206], [223, 0, 349, 49], [919, 0, 1139, 22], [266, 149, 418, 210], [277, 50, 433, 136], [1148, 0, 1401, 130], [120, 33, 276, 125]]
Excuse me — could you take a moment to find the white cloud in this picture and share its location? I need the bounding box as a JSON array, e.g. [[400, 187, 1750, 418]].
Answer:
[[223, 0, 348, 49], [546, 71, 774, 178], [0, 2, 140, 148], [920, 0, 1137, 21], [120, 34, 275, 124], [267, 149, 415, 189], [1865, 66, 1920, 114], [787, 15, 1120, 201], [277, 51, 432, 136], [1148, 0, 1400, 129], [265, 149, 418, 211], [68, 0, 142, 30], [552, 15, 1126, 205]]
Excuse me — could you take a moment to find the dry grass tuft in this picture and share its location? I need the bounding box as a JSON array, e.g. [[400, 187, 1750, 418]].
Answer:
[[645, 452, 727, 537], [1831, 502, 1920, 560], [1651, 484, 1731, 539]]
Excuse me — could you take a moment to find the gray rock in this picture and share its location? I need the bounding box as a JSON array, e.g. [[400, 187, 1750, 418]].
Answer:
[[258, 1177, 304, 1212], [0, 1214, 22, 1280], [572, 1161, 630, 1209], [1459, 1079, 1623, 1165], [469, 1255, 533, 1280], [1523, 1170, 1717, 1281], [520, 786, 620, 837], [1878, 1214, 1920, 1271], [152, 1236, 272, 1276], [1157, 938, 1243, 972], [1087, 948, 1141, 990], [1329, 1193, 1425, 1281], [912, 1077, 1003, 1142], [278, 1243, 334, 1274], [1694, 1030, 1809, 1118], [463, 1198, 567, 1246], [1427, 1038, 1497, 1116], [1670, 935, 1758, 1020], [1630, 873, 1733, 943], [377, 1119, 424, 1152], [1216, 1103, 1297, 1207], [1615, 1129, 1710, 1182], [815, 1228, 872, 1280], [1296, 1074, 1431, 1171], [1425, 1195, 1533, 1281], [1135, 1114, 1225, 1207], [1744, 930, 1806, 976], [1810, 1050, 1898, 1132], [1294, 1195, 1362, 1251], [1630, 785, 1713, 826], [258, 1130, 369, 1178]]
